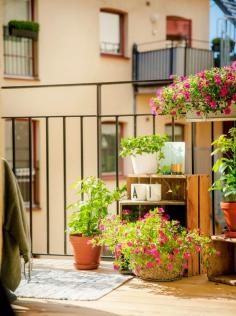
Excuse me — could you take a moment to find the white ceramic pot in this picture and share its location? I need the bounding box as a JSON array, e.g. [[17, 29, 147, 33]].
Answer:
[[146, 184, 161, 201], [131, 153, 157, 174], [131, 184, 148, 201]]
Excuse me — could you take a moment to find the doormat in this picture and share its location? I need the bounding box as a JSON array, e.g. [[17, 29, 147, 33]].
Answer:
[[15, 268, 133, 301]]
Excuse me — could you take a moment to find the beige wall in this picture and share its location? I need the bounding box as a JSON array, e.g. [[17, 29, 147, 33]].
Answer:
[[1, 0, 211, 254]]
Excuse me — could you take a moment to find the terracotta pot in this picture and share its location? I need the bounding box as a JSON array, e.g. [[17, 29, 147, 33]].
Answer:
[[220, 202, 236, 236], [69, 235, 101, 270]]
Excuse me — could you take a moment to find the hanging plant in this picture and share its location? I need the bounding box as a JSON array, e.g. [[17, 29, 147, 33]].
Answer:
[[150, 65, 236, 118]]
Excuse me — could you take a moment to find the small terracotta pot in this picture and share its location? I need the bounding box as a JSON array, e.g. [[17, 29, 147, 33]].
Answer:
[[220, 202, 236, 236], [69, 235, 101, 270]]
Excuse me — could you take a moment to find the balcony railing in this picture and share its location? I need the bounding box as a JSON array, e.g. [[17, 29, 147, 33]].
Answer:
[[3, 26, 35, 77], [2, 79, 230, 256], [133, 40, 214, 82]]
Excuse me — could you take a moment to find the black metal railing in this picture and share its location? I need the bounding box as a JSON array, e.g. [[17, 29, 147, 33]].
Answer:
[[133, 40, 214, 81], [2, 79, 232, 256]]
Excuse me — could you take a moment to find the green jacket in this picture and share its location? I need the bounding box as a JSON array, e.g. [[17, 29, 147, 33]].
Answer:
[[1, 159, 30, 291]]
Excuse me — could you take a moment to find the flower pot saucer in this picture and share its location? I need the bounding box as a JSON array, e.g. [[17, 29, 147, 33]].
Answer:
[[224, 231, 236, 238]]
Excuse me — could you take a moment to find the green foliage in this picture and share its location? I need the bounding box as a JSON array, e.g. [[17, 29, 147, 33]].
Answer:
[[67, 176, 126, 237], [211, 37, 235, 52], [209, 127, 236, 201], [92, 208, 217, 272], [8, 20, 40, 32], [120, 134, 168, 158]]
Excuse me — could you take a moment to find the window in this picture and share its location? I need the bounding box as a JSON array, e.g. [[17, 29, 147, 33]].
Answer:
[[165, 123, 185, 142], [101, 122, 123, 175], [166, 16, 192, 47], [100, 9, 125, 55], [5, 119, 40, 208], [3, 0, 37, 77]]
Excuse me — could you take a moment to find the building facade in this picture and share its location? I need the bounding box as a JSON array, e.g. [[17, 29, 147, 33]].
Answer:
[[1, 0, 223, 254]]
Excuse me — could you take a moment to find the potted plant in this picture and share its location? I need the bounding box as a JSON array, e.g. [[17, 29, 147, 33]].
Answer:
[[8, 20, 39, 40], [211, 37, 235, 53], [150, 65, 236, 118], [92, 208, 217, 281], [120, 134, 168, 174], [209, 127, 236, 237], [67, 176, 126, 270]]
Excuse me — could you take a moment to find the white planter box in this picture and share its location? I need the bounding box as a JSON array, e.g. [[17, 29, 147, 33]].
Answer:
[[131, 153, 157, 174]]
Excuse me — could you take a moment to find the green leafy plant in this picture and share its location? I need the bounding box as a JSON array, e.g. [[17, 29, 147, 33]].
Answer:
[[211, 37, 235, 52], [92, 208, 217, 278], [209, 127, 236, 201], [8, 20, 40, 32], [67, 176, 126, 236], [120, 134, 168, 158]]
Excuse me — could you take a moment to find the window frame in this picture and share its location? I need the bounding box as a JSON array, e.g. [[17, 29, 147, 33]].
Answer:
[[100, 8, 126, 58], [165, 123, 185, 142], [3, 0, 38, 79], [101, 121, 124, 180], [5, 118, 40, 209]]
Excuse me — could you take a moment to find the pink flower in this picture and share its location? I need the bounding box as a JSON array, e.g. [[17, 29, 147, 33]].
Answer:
[[195, 245, 201, 252], [186, 236, 192, 242], [183, 262, 188, 269], [170, 110, 176, 116], [184, 252, 191, 259], [183, 82, 190, 89], [122, 209, 131, 215], [146, 262, 155, 268], [113, 264, 120, 270], [158, 208, 165, 213], [99, 224, 105, 231], [220, 87, 227, 98], [134, 247, 141, 254], [173, 248, 179, 255], [167, 263, 173, 270], [127, 241, 133, 247], [210, 102, 217, 109], [224, 108, 231, 115], [172, 94, 178, 101], [168, 254, 175, 261]]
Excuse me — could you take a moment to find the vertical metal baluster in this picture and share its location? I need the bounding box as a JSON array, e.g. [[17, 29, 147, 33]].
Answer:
[[12, 118, 16, 174], [63, 117, 67, 254], [171, 116, 175, 142], [97, 85, 102, 178], [28, 118, 33, 252], [46, 117, 50, 254], [80, 116, 84, 200], [133, 114, 137, 137], [211, 122, 215, 235], [152, 115, 156, 135], [115, 116, 119, 214]]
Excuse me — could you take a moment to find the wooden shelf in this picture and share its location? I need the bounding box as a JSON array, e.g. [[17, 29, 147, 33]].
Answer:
[[119, 200, 186, 206], [208, 235, 236, 286]]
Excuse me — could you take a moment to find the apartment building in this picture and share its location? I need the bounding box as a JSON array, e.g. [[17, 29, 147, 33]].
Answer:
[[0, 0, 217, 254]]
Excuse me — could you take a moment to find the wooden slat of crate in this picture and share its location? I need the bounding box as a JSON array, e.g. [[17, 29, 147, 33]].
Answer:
[[187, 175, 200, 276]]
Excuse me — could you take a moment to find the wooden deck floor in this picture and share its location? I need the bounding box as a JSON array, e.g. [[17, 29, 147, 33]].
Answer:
[[13, 258, 236, 316]]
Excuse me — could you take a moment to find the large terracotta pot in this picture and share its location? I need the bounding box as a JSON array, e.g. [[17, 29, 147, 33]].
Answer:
[[69, 235, 101, 270], [220, 201, 236, 237]]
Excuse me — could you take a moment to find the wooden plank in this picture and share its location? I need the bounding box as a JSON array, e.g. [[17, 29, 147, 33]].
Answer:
[[119, 200, 186, 206], [199, 175, 211, 235], [187, 175, 199, 276]]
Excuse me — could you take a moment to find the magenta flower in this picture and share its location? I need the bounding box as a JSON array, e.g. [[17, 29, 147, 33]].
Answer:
[[183, 252, 191, 259], [113, 264, 120, 270], [173, 248, 179, 255], [167, 263, 173, 270], [134, 247, 141, 254], [210, 102, 217, 109], [195, 245, 201, 252], [183, 82, 190, 89], [220, 87, 228, 98], [99, 224, 105, 231], [224, 108, 231, 114], [146, 262, 155, 268], [127, 241, 133, 247], [168, 254, 174, 261]]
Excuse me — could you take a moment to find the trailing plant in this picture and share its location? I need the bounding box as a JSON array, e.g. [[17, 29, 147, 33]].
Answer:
[[150, 64, 236, 118], [8, 20, 40, 32], [211, 37, 235, 52], [67, 176, 126, 236], [120, 134, 168, 158], [92, 208, 217, 275], [209, 127, 236, 201]]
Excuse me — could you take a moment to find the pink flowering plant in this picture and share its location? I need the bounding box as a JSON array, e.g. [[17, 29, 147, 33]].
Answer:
[[150, 65, 236, 118], [92, 208, 217, 280]]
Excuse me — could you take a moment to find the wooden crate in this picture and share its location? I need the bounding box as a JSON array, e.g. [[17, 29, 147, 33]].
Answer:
[[121, 174, 211, 276]]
